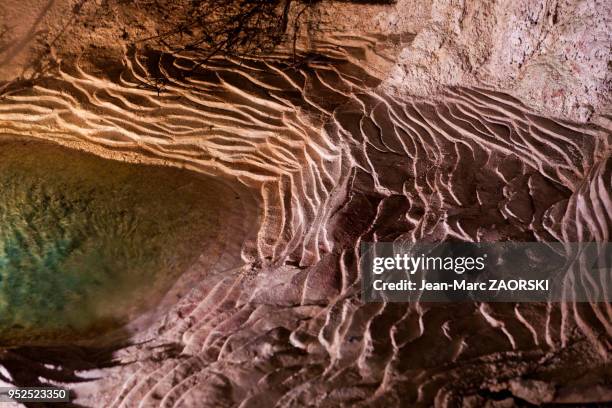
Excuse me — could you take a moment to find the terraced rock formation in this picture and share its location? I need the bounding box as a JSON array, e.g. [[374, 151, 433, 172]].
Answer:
[[0, 0, 610, 406]]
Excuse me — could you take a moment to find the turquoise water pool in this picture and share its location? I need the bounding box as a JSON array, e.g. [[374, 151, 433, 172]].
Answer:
[[0, 140, 218, 346]]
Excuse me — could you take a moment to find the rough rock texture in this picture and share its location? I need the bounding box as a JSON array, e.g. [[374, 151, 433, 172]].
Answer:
[[0, 0, 610, 407], [377, 0, 612, 122]]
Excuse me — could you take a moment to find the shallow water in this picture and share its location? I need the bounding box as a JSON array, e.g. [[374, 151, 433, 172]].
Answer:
[[0, 140, 218, 346]]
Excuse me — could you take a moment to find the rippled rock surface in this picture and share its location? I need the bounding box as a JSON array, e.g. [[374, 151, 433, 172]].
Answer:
[[0, 0, 610, 406]]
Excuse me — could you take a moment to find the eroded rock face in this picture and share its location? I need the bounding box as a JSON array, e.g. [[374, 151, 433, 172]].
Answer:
[[378, 0, 612, 122], [0, 1, 610, 407]]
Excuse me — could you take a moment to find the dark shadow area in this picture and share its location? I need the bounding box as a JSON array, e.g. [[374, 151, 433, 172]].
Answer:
[[0, 342, 127, 408]]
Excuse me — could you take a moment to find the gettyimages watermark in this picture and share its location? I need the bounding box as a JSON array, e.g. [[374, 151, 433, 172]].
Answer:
[[361, 242, 611, 302]]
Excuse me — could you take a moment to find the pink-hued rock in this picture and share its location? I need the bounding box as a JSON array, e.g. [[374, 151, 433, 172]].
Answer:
[[0, 1, 610, 407]]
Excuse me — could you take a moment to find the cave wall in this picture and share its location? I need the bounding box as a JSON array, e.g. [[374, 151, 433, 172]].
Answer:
[[0, 0, 610, 406]]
